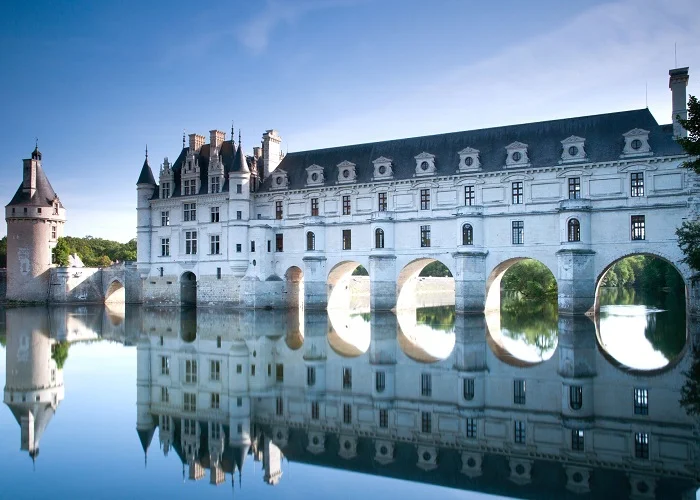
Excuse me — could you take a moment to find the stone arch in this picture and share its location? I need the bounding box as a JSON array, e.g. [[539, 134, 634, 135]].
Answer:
[[180, 271, 197, 306], [327, 260, 369, 311], [485, 257, 558, 313], [396, 258, 455, 310], [104, 278, 125, 304], [284, 266, 304, 309]]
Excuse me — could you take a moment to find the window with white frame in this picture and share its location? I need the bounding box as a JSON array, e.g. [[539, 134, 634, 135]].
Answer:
[[184, 392, 196, 412], [185, 231, 197, 254], [210, 360, 221, 381], [631, 172, 644, 197], [421, 373, 432, 397], [211, 177, 220, 194], [378, 192, 387, 211], [342, 195, 351, 215], [465, 185, 475, 206], [211, 392, 220, 409], [183, 203, 196, 221], [420, 225, 431, 248], [161, 182, 170, 199], [184, 359, 197, 384], [421, 412, 431, 433], [210, 235, 220, 255], [161, 238, 170, 257], [631, 215, 645, 240], [375, 371, 385, 393], [161, 211, 169, 226], [160, 356, 170, 375], [161, 386, 169, 403], [512, 221, 524, 245], [210, 206, 219, 223]]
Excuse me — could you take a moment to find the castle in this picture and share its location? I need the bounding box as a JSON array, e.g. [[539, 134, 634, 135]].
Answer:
[[136, 67, 697, 313]]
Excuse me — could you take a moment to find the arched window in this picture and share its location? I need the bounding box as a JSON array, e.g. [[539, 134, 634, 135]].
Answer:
[[375, 228, 385, 249], [306, 231, 315, 251], [462, 224, 473, 246], [567, 218, 580, 242]]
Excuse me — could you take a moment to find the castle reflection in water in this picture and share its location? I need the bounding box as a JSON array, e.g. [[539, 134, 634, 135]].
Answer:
[[2, 305, 699, 499]]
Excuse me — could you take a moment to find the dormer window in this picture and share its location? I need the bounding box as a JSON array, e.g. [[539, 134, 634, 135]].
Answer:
[[306, 164, 325, 187], [458, 147, 481, 172], [414, 152, 436, 176], [337, 161, 357, 184], [372, 157, 393, 179], [561, 136, 586, 163], [505, 142, 530, 168], [271, 170, 289, 190], [622, 129, 652, 157]]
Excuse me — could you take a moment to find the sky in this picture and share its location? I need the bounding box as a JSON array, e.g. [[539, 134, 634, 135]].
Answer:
[[1, 0, 699, 242]]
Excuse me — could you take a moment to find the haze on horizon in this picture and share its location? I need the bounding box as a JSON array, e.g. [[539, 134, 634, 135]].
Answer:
[[1, 0, 699, 243]]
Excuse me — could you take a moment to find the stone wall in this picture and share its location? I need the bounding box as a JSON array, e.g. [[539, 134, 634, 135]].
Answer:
[[0, 269, 6, 303]]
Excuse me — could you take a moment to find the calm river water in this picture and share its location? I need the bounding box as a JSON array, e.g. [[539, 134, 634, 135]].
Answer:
[[0, 288, 697, 499]]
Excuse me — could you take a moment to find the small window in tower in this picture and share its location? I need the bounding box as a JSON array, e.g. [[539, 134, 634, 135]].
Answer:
[[236, 184, 242, 194], [37, 208, 42, 214]]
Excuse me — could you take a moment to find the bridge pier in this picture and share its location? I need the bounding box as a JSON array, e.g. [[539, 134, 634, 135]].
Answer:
[[453, 251, 488, 313], [369, 253, 396, 311], [557, 249, 596, 315], [303, 255, 327, 310]]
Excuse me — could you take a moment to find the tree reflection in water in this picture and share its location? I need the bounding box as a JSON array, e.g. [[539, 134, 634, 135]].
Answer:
[[415, 306, 456, 332], [500, 292, 558, 359]]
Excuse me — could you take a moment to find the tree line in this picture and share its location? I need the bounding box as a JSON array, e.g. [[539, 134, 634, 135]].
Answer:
[[53, 236, 136, 267]]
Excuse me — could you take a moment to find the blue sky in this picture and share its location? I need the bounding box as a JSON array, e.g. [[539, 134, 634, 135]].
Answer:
[[1, 0, 698, 242]]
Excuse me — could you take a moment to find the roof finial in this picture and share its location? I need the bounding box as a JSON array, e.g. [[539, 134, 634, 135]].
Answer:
[[183, 130, 186, 149], [35, 137, 38, 149], [239, 129, 242, 147], [145, 144, 148, 159], [231, 121, 235, 144]]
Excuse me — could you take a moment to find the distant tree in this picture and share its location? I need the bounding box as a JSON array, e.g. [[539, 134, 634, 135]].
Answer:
[[676, 95, 700, 272], [52, 236, 136, 267], [51, 341, 70, 369], [0, 236, 6, 268], [351, 265, 368, 276], [419, 261, 453, 277], [53, 238, 71, 266], [501, 259, 557, 299]]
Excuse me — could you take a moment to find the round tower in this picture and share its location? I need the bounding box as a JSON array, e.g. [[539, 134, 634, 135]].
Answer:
[[136, 149, 156, 278], [5, 146, 66, 302]]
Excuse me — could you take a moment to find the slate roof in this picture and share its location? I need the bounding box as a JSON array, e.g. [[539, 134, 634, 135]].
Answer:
[[136, 158, 156, 186], [7, 161, 63, 208], [258, 108, 684, 192]]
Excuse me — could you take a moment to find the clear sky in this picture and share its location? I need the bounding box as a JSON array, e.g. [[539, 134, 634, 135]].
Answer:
[[1, 0, 698, 242]]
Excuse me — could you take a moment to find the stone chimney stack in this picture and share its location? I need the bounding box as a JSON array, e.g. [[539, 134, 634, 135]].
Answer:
[[669, 67, 690, 138], [209, 130, 225, 150], [262, 129, 282, 178], [188, 133, 206, 152], [22, 145, 41, 197]]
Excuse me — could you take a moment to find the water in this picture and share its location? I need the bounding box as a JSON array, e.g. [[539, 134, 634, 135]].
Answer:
[[0, 293, 697, 499]]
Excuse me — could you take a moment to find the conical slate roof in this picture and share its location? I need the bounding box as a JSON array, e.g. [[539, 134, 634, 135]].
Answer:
[[7, 162, 61, 208], [137, 157, 156, 185], [231, 140, 249, 174]]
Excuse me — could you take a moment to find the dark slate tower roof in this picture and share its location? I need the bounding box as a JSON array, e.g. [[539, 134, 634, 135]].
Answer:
[[6, 150, 62, 208], [136, 156, 156, 186], [258, 108, 684, 192], [231, 133, 249, 174]]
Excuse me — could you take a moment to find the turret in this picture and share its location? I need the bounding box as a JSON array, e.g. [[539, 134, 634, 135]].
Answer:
[[136, 334, 155, 465], [228, 132, 251, 276], [136, 148, 156, 278]]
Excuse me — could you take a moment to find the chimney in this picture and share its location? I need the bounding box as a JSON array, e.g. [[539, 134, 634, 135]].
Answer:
[[262, 129, 282, 178], [22, 148, 40, 197], [188, 133, 206, 152], [669, 67, 690, 138], [253, 147, 262, 159], [209, 130, 225, 150]]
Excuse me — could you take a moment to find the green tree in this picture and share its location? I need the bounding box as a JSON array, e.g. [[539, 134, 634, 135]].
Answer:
[[501, 259, 557, 299], [680, 347, 700, 417], [0, 236, 6, 268], [676, 95, 700, 272], [51, 341, 70, 369], [53, 238, 72, 266], [419, 261, 452, 277]]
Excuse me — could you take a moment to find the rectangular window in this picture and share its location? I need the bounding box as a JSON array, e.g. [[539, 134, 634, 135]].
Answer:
[[379, 409, 388, 428], [311, 401, 319, 420], [307, 366, 316, 387], [216, 336, 221, 348], [421, 412, 431, 433], [161, 238, 170, 257], [161, 182, 170, 199], [276, 234, 284, 252], [275, 201, 283, 220], [237, 397, 242, 407], [51, 226, 57, 239], [250, 241, 255, 252], [210, 235, 220, 255], [343, 403, 352, 424], [210, 206, 220, 223], [635, 432, 649, 459], [311, 198, 319, 216], [512, 181, 523, 204], [514, 421, 526, 443], [420, 189, 430, 210], [184, 359, 197, 384], [236, 210, 242, 220], [378, 192, 387, 211], [183, 203, 196, 222], [210, 360, 221, 381], [251, 364, 256, 376], [568, 177, 581, 200], [465, 185, 475, 206], [216, 267, 221, 279], [276, 363, 284, 382], [184, 392, 196, 412], [211, 392, 220, 409], [631, 215, 645, 241], [631, 172, 644, 197], [183, 179, 191, 196], [514, 379, 526, 405], [185, 231, 197, 255], [572, 429, 585, 451], [634, 388, 649, 415], [420, 225, 431, 248], [210, 177, 220, 194], [463, 378, 475, 401], [342, 195, 351, 215], [236, 364, 242, 374], [183, 419, 196, 436], [236, 184, 242, 194], [160, 356, 170, 375], [161, 386, 169, 403], [375, 371, 386, 393], [236, 244, 242, 253], [570, 385, 583, 410], [421, 373, 432, 397], [342, 229, 352, 250], [466, 418, 477, 438], [512, 221, 524, 245], [161, 211, 170, 226], [342, 367, 352, 389], [276, 397, 283, 416]]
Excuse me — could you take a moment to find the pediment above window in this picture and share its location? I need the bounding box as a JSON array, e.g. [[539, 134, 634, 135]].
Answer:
[[621, 128, 652, 157], [415, 152, 436, 176], [306, 164, 325, 186], [337, 160, 357, 184], [457, 147, 481, 172], [505, 142, 530, 168], [271, 170, 289, 190], [560, 136, 586, 163], [372, 156, 394, 179]]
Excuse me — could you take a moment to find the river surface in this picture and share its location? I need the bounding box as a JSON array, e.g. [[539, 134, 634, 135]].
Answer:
[[0, 290, 697, 499]]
